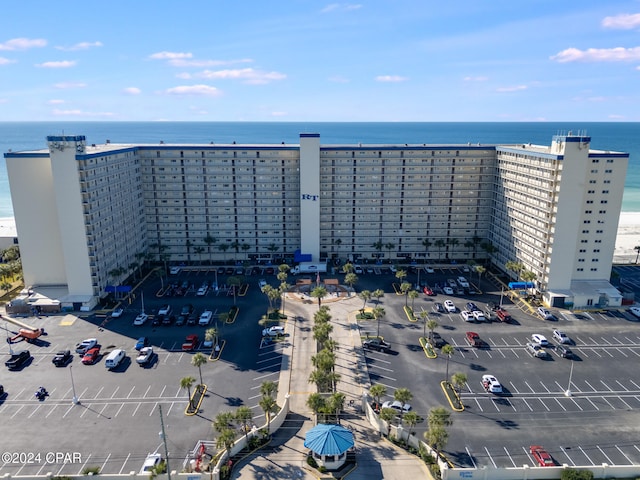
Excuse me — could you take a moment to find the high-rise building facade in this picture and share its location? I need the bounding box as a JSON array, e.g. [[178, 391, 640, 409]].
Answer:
[[5, 132, 628, 310]]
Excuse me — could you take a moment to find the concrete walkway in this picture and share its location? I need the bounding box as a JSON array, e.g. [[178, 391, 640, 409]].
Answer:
[[232, 293, 433, 479]]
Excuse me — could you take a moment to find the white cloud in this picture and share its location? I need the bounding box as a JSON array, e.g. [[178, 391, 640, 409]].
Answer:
[[54, 82, 87, 89], [149, 51, 193, 60], [195, 68, 286, 84], [36, 60, 77, 68], [463, 76, 489, 82], [551, 46, 640, 62], [56, 41, 103, 51], [164, 85, 221, 96], [176, 72, 192, 79], [168, 58, 252, 68], [52, 109, 114, 117], [0, 57, 16, 65], [321, 3, 362, 13], [123, 87, 141, 95], [47, 99, 65, 105], [496, 85, 528, 92], [602, 13, 640, 30], [0, 38, 46, 51], [375, 75, 407, 82]]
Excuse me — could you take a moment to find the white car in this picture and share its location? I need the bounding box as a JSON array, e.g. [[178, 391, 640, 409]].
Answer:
[[472, 311, 486, 322], [424, 267, 435, 274], [75, 338, 98, 354], [531, 334, 549, 347], [381, 400, 411, 413], [354, 266, 363, 274], [444, 300, 456, 313], [169, 266, 181, 275], [457, 276, 469, 288], [196, 285, 208, 296], [537, 307, 554, 320], [111, 307, 124, 318], [133, 313, 149, 326], [629, 306, 640, 318], [258, 279, 267, 289], [158, 304, 171, 316], [526, 342, 550, 358], [460, 310, 474, 322], [552, 329, 571, 344], [262, 326, 285, 337], [136, 347, 154, 365], [482, 374, 503, 394], [443, 286, 454, 295], [389, 265, 397, 273], [139, 453, 163, 475]]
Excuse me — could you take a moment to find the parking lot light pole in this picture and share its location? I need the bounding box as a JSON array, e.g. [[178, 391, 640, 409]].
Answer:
[[70, 365, 80, 405], [564, 360, 574, 397]]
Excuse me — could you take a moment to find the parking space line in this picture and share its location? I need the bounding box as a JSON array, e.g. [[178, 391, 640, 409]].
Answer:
[[114, 403, 125, 417], [167, 401, 176, 416], [118, 454, 131, 474], [98, 404, 109, 417], [142, 385, 152, 398], [631, 380, 640, 389], [553, 397, 567, 411], [503, 446, 517, 467], [126, 386, 136, 398], [10, 405, 25, 419], [484, 447, 497, 468], [619, 396, 633, 409], [539, 382, 551, 393], [559, 446, 577, 466], [615, 380, 630, 391], [100, 454, 111, 475], [131, 402, 142, 416], [93, 386, 104, 399], [600, 380, 614, 392], [158, 385, 167, 397], [523, 381, 535, 393], [520, 398, 534, 412], [174, 387, 181, 397], [76, 453, 92, 476], [465, 447, 477, 468], [614, 347, 629, 357], [256, 362, 282, 373], [584, 380, 597, 392], [62, 403, 75, 418], [597, 445, 615, 465], [254, 371, 279, 381], [629, 349, 640, 358], [45, 403, 60, 418], [615, 445, 633, 464], [601, 396, 615, 409], [111, 386, 120, 398], [27, 404, 42, 418], [149, 402, 158, 416], [538, 398, 551, 411], [585, 397, 599, 410]]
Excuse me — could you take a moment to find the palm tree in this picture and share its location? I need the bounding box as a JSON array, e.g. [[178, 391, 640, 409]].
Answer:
[[307, 393, 326, 424], [475, 265, 486, 284], [227, 275, 243, 305], [327, 392, 346, 424], [464, 240, 474, 258], [218, 242, 229, 262], [408, 289, 419, 310], [185, 239, 193, 265], [193, 246, 206, 267], [434, 239, 446, 261], [395, 269, 407, 284], [384, 242, 396, 261], [310, 285, 328, 308], [451, 372, 468, 393], [425, 406, 453, 454], [505, 261, 524, 282], [213, 411, 235, 433], [203, 235, 217, 265], [342, 263, 354, 274], [215, 428, 237, 458], [260, 380, 278, 399], [180, 376, 196, 408], [344, 272, 358, 295], [230, 240, 240, 262], [369, 384, 387, 410], [241, 243, 251, 260], [372, 306, 386, 338], [372, 240, 384, 259], [372, 288, 384, 305], [393, 387, 413, 420], [379, 408, 396, 436], [448, 238, 459, 260], [235, 406, 253, 439], [312, 322, 333, 349], [426, 317, 438, 340], [259, 395, 279, 434], [205, 327, 218, 353], [421, 238, 432, 258], [403, 411, 422, 439], [191, 352, 207, 385], [400, 281, 412, 306], [441, 344, 454, 382], [359, 290, 371, 310]]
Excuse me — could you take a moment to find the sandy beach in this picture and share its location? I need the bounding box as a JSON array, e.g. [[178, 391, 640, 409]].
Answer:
[[1, 214, 639, 264]]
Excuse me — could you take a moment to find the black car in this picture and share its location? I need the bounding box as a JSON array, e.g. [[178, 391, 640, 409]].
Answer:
[[187, 314, 198, 326], [428, 332, 446, 348], [153, 315, 163, 326], [175, 315, 187, 326], [181, 304, 194, 316], [52, 350, 72, 367], [466, 302, 479, 312], [432, 302, 445, 313], [217, 267, 226, 274], [362, 338, 391, 352], [556, 344, 574, 358], [162, 315, 175, 326], [5, 350, 31, 370]]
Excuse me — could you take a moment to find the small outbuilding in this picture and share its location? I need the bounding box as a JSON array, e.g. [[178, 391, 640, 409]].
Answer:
[[304, 423, 354, 470]]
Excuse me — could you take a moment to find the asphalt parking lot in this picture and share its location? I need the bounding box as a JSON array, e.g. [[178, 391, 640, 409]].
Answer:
[[354, 265, 640, 469], [0, 268, 284, 476]]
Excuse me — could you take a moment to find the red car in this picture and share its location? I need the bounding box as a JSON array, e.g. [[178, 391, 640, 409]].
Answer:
[[181, 334, 199, 352], [81, 346, 100, 365], [530, 445, 554, 467], [423, 286, 434, 296]]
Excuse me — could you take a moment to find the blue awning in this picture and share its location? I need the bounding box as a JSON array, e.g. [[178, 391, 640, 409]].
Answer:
[[304, 424, 354, 456]]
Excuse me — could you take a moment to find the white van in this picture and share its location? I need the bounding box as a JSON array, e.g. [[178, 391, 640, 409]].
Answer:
[[105, 349, 126, 369], [199, 310, 213, 326]]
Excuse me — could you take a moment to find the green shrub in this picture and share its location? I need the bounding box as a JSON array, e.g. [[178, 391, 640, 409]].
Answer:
[[306, 455, 318, 468], [81, 466, 100, 475], [561, 469, 594, 480]]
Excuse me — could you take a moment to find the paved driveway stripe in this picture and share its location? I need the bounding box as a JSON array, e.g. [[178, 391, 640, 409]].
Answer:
[[118, 453, 131, 474]]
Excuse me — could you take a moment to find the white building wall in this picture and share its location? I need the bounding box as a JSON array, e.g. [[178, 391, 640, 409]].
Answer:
[[47, 137, 94, 297], [299, 134, 321, 261], [5, 150, 66, 286]]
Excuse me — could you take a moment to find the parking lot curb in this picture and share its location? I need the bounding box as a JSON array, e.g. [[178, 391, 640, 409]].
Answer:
[[226, 306, 239, 324], [403, 305, 418, 322], [208, 340, 226, 361], [419, 337, 437, 358], [185, 384, 207, 416], [440, 381, 464, 412]]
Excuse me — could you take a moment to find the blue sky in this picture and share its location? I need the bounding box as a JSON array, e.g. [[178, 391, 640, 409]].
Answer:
[[1, 0, 639, 121]]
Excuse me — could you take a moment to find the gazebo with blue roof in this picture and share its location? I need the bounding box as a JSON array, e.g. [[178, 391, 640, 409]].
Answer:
[[304, 423, 355, 470]]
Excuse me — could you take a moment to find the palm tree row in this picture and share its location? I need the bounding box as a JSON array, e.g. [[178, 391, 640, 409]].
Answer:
[[370, 384, 416, 436], [308, 306, 340, 395]]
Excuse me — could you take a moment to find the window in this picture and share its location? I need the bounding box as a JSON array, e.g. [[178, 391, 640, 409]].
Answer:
[[602, 190, 609, 194], [592, 159, 599, 163]]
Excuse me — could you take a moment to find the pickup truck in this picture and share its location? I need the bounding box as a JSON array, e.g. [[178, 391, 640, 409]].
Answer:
[[465, 331, 483, 348], [495, 308, 512, 323], [182, 334, 199, 351], [362, 338, 391, 352], [5, 350, 31, 370]]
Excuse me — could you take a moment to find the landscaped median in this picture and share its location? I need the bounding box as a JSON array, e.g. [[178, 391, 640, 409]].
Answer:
[[440, 381, 464, 412], [403, 305, 417, 322], [418, 337, 437, 359], [185, 384, 208, 416], [225, 305, 240, 324], [209, 340, 226, 361]]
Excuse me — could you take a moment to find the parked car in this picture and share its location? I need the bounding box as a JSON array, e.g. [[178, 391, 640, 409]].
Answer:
[[466, 302, 479, 312], [629, 306, 640, 318], [381, 400, 411, 413], [537, 307, 554, 320], [432, 302, 445, 313], [133, 313, 149, 326], [196, 284, 208, 296], [82, 347, 101, 365], [169, 266, 181, 275], [552, 329, 571, 344], [5, 350, 31, 370], [460, 310, 474, 322], [259, 279, 267, 289], [182, 334, 199, 351], [175, 315, 187, 326], [472, 311, 486, 322], [531, 334, 549, 347], [457, 277, 470, 288], [139, 453, 164, 475], [262, 326, 285, 337], [556, 344, 574, 359], [495, 308, 512, 323], [526, 342, 549, 358], [444, 300, 456, 313], [136, 347, 154, 365], [363, 338, 391, 352], [52, 350, 72, 367], [135, 337, 150, 351], [181, 304, 194, 316], [198, 310, 213, 326], [423, 286, 434, 296], [443, 286, 454, 295], [482, 374, 503, 394], [466, 331, 483, 348], [158, 304, 172, 316], [75, 338, 98, 354], [530, 445, 554, 467], [424, 267, 435, 274], [162, 315, 175, 326], [111, 307, 124, 318], [427, 331, 446, 348]]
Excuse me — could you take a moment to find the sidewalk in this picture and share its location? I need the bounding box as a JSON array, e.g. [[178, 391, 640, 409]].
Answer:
[[231, 294, 432, 479]]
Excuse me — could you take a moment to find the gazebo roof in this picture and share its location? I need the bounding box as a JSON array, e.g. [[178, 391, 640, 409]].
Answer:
[[304, 424, 354, 456]]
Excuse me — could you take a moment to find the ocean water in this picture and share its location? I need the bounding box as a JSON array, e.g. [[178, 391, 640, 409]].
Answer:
[[0, 121, 638, 218]]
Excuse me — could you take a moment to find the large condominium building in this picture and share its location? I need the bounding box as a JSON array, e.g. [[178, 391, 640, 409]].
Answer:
[[5, 132, 628, 310]]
